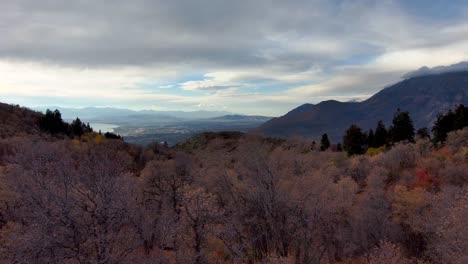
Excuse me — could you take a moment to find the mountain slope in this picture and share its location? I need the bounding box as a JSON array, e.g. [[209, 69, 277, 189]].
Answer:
[[207, 115, 272, 122], [0, 103, 42, 138], [256, 71, 468, 142]]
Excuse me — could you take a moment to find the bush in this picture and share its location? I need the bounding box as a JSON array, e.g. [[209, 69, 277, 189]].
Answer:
[[366, 146, 386, 157]]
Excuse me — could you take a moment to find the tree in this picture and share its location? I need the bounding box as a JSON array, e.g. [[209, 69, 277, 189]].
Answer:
[[336, 143, 343, 152], [432, 110, 455, 143], [427, 187, 467, 264], [433, 105, 468, 143], [4, 141, 142, 263], [416, 127, 430, 140], [366, 241, 410, 264], [181, 187, 223, 263], [374, 121, 388, 148], [343, 125, 366, 155], [389, 109, 415, 143], [367, 129, 375, 148], [39, 109, 67, 134], [70, 117, 85, 137], [453, 104, 468, 130], [104, 132, 122, 139], [320, 133, 330, 151]]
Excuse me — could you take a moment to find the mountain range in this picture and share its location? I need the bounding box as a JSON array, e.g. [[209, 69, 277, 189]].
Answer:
[[256, 70, 468, 142], [32, 107, 234, 124]]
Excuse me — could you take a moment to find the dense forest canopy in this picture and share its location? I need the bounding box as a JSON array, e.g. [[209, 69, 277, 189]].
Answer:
[[0, 102, 467, 264]]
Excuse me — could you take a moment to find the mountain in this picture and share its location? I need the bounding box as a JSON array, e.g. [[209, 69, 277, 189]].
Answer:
[[207, 115, 272, 122], [256, 71, 468, 142], [33, 106, 232, 124], [0, 102, 42, 138], [403, 61, 468, 79]]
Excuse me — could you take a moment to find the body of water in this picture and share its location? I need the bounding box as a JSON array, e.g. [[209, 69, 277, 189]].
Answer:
[[90, 123, 119, 133]]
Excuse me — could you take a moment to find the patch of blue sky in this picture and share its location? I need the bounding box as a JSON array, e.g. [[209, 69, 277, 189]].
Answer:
[[398, 0, 467, 20], [134, 81, 188, 97]]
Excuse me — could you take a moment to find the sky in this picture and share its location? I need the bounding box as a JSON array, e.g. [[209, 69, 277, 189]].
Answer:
[[1, 0, 468, 116]]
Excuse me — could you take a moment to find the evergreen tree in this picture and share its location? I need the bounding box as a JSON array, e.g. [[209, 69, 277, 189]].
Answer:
[[104, 132, 122, 139], [453, 104, 468, 130], [336, 143, 343, 152], [320, 133, 330, 151], [432, 110, 455, 143], [71, 118, 85, 137], [416, 127, 430, 140], [367, 129, 375, 148], [432, 104, 468, 143], [343, 124, 366, 155], [389, 109, 415, 143], [374, 120, 388, 148], [40, 109, 66, 134]]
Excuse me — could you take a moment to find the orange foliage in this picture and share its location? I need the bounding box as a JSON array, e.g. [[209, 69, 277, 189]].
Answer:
[[431, 146, 451, 160], [412, 168, 435, 190]]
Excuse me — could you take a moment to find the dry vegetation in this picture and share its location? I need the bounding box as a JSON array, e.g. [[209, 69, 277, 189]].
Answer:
[[0, 104, 467, 264]]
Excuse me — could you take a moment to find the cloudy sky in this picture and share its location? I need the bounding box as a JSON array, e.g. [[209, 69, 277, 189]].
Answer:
[[1, 0, 468, 116]]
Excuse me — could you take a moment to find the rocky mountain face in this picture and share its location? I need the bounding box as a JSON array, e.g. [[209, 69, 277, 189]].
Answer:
[[256, 71, 468, 142]]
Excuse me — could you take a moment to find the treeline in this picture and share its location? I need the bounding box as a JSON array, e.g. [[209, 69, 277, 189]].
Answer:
[[0, 102, 467, 263], [39, 108, 122, 140], [1, 124, 466, 263], [318, 104, 468, 155]]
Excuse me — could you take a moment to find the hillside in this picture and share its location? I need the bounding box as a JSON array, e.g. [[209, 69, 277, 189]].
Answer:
[[0, 103, 42, 138], [257, 71, 468, 142], [1, 100, 467, 263]]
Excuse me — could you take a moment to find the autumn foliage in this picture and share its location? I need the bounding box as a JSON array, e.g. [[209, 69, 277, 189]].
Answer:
[[0, 103, 467, 263]]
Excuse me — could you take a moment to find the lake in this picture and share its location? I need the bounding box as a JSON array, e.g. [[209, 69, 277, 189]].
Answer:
[[90, 123, 119, 133]]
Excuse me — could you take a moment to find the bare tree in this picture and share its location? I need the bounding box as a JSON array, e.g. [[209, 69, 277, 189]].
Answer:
[[4, 141, 143, 264]]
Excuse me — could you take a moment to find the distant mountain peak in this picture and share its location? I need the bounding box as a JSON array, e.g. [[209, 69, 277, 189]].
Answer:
[[403, 61, 468, 79], [257, 71, 468, 142]]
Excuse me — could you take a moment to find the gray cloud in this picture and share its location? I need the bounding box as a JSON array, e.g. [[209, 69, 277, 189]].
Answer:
[[403, 61, 468, 79], [0, 0, 439, 70], [2, 0, 468, 115]]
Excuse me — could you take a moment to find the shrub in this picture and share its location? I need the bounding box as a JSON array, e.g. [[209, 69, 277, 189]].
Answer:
[[366, 146, 386, 157]]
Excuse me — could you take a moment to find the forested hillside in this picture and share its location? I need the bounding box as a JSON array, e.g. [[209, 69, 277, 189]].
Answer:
[[257, 71, 468, 141], [0, 103, 467, 263]]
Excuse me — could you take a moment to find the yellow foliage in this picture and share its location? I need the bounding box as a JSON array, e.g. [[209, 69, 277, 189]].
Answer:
[[72, 138, 80, 145], [391, 185, 430, 229], [79, 132, 106, 145], [366, 146, 386, 157], [94, 134, 105, 144]]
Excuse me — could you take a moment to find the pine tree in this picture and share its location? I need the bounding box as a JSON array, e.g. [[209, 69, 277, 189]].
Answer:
[[453, 104, 468, 130], [336, 143, 343, 152], [367, 129, 375, 148], [40, 109, 66, 134], [432, 104, 468, 143], [432, 110, 455, 143], [320, 133, 330, 151], [71, 118, 85, 137], [416, 127, 430, 140], [374, 120, 388, 148], [389, 109, 415, 143], [343, 125, 366, 155]]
